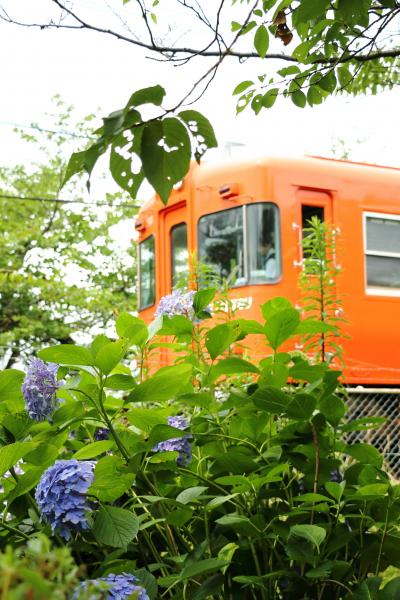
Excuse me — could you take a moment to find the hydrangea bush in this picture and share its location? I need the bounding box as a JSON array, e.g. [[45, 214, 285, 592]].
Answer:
[[0, 289, 400, 599]]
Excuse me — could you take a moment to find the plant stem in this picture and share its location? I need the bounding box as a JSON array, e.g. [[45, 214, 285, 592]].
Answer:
[[310, 423, 320, 525]]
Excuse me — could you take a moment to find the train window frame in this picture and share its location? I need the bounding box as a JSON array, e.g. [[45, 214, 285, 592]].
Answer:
[[170, 222, 188, 288], [364, 211, 400, 297], [138, 235, 156, 310], [197, 202, 281, 287]]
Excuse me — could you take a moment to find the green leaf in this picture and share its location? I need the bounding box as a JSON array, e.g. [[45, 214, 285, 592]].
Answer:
[[0, 442, 37, 477], [233, 80, 254, 95], [291, 90, 307, 108], [6, 466, 46, 505], [307, 85, 324, 107], [344, 443, 383, 468], [179, 110, 218, 159], [210, 357, 259, 382], [126, 407, 170, 432], [254, 25, 269, 58], [92, 506, 139, 548], [306, 561, 334, 579], [110, 128, 145, 198], [133, 569, 158, 600], [205, 322, 242, 359], [0, 369, 24, 404], [159, 315, 194, 336], [294, 0, 329, 22], [89, 455, 135, 502], [73, 440, 114, 459], [325, 481, 345, 503], [127, 364, 192, 403], [355, 483, 389, 498], [39, 345, 95, 367], [95, 340, 126, 375], [289, 524, 326, 550], [104, 374, 136, 391], [125, 85, 166, 108], [262, 88, 279, 108], [180, 558, 229, 580], [252, 386, 291, 414], [62, 150, 86, 186], [192, 574, 224, 600], [176, 486, 208, 505], [116, 312, 148, 346], [192, 288, 216, 314], [141, 117, 191, 204], [337, 65, 353, 89], [286, 392, 316, 420], [264, 307, 300, 350], [148, 424, 188, 447], [380, 577, 400, 600]]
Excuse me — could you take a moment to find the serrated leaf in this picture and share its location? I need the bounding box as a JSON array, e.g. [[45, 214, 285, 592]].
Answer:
[[289, 524, 326, 550], [93, 506, 139, 548]]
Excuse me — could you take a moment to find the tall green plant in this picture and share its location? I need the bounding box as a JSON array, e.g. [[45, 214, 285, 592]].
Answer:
[[299, 216, 345, 364]]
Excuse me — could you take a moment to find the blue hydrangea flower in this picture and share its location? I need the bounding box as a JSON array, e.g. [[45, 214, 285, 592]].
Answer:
[[94, 428, 110, 441], [153, 416, 192, 467], [22, 358, 61, 421], [71, 572, 150, 600], [155, 289, 195, 320], [35, 459, 95, 539]]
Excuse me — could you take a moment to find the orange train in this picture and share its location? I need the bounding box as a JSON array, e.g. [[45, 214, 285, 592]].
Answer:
[[136, 155, 400, 386]]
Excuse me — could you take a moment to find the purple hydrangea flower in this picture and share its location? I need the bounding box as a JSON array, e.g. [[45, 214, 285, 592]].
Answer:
[[155, 289, 195, 320], [153, 416, 192, 467], [22, 358, 61, 421], [35, 459, 95, 539], [94, 428, 110, 441], [72, 572, 150, 600]]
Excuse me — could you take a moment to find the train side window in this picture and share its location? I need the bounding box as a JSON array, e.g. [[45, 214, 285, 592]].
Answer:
[[138, 235, 155, 309], [365, 212, 400, 295], [247, 203, 280, 284], [301, 205, 325, 261], [198, 203, 280, 286], [171, 222, 188, 288], [198, 207, 244, 283]]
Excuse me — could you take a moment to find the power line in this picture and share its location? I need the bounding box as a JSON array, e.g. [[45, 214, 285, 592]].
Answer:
[[0, 119, 95, 139], [0, 193, 140, 209]]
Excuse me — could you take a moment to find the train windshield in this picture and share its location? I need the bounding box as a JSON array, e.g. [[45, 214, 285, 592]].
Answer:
[[138, 235, 155, 309], [198, 203, 280, 285]]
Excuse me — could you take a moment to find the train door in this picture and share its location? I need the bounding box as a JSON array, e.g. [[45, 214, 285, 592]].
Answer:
[[159, 202, 189, 296], [296, 189, 333, 253]]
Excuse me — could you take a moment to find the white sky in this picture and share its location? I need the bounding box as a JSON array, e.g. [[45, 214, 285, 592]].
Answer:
[[1, 0, 399, 192]]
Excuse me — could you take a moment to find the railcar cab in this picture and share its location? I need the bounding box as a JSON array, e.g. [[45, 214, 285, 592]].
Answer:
[[136, 155, 400, 386]]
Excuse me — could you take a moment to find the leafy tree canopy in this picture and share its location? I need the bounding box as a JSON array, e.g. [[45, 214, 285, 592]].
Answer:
[[0, 97, 136, 366], [3, 1, 399, 200]]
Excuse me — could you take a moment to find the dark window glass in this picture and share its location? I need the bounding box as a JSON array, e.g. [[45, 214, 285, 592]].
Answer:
[[171, 223, 188, 287], [366, 256, 400, 289], [138, 236, 155, 309], [365, 214, 400, 292], [198, 207, 244, 282], [302, 205, 325, 231], [198, 203, 280, 286]]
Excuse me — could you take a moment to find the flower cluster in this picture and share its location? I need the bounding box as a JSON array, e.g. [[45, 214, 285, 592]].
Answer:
[[35, 459, 95, 539], [155, 289, 195, 320], [22, 358, 61, 421], [72, 572, 150, 600], [153, 416, 192, 467]]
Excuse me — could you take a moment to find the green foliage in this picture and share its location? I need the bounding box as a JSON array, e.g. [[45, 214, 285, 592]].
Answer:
[[299, 216, 345, 364], [63, 87, 217, 204], [0, 97, 135, 366], [0, 291, 399, 598]]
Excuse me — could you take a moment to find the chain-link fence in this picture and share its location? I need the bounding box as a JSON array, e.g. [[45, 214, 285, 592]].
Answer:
[[345, 387, 400, 478]]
